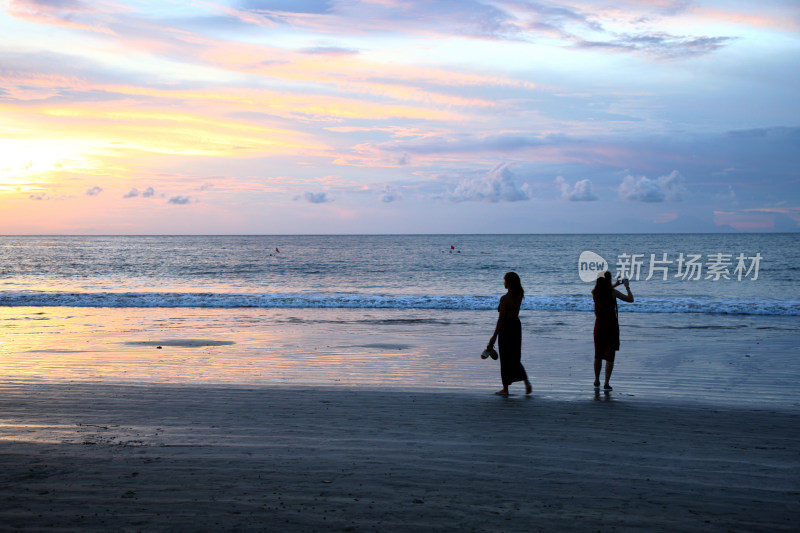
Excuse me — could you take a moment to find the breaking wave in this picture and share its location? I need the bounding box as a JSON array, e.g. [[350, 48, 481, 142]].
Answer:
[[1, 291, 798, 316]]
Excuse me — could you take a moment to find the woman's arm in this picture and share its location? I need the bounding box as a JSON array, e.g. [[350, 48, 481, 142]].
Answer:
[[489, 295, 508, 347], [614, 282, 634, 303]]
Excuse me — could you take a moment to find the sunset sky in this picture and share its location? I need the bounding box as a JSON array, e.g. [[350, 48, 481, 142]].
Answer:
[[1, 0, 798, 234]]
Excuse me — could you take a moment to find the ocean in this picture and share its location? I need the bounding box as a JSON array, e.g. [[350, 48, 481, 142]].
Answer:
[[1, 234, 798, 406], [1, 234, 797, 314]]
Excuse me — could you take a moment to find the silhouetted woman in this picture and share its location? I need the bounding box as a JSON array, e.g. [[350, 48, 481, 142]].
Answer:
[[488, 272, 532, 397], [592, 271, 634, 391]]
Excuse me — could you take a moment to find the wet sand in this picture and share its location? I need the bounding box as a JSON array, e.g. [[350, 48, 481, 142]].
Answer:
[[1, 306, 798, 530], [1, 382, 797, 532]]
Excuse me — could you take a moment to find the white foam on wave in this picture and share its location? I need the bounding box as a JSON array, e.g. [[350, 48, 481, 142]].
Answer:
[[1, 291, 798, 316]]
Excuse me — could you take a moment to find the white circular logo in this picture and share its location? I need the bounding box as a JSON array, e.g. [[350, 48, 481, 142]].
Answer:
[[578, 251, 608, 282]]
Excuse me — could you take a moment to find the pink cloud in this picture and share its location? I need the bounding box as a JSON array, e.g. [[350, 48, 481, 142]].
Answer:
[[713, 209, 800, 231], [743, 207, 800, 216], [5, 0, 123, 35], [653, 212, 678, 223]]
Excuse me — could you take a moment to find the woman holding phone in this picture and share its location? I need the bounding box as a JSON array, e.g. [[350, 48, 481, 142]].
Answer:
[[592, 271, 634, 391]]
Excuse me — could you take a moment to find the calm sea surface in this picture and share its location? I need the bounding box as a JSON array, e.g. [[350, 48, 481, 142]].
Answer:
[[1, 234, 797, 315]]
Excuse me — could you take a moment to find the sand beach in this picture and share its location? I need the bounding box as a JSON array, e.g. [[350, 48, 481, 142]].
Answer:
[[1, 304, 799, 531], [1, 381, 798, 532]]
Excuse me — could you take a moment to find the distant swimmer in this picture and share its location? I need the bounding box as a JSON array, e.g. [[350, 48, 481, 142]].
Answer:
[[275, 248, 280, 253]]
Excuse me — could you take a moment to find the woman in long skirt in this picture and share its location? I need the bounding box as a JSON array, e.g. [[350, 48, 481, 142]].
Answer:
[[592, 271, 634, 391], [488, 272, 532, 397]]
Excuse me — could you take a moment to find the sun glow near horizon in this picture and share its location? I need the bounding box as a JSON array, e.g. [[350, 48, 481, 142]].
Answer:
[[0, 0, 798, 234]]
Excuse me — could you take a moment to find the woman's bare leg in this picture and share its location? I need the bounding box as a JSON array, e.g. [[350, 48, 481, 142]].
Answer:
[[593, 359, 602, 387], [604, 360, 614, 388]]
